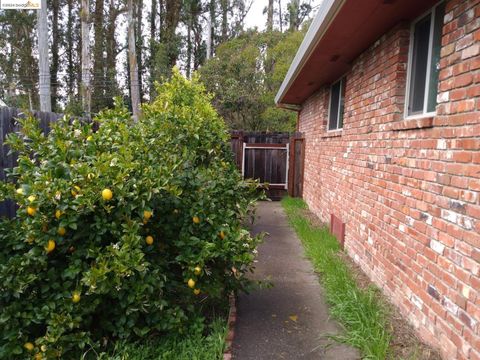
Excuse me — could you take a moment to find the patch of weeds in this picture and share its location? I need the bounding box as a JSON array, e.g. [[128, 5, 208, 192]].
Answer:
[[94, 318, 227, 360]]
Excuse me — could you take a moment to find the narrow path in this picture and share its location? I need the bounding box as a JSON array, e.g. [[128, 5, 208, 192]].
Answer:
[[232, 202, 360, 360]]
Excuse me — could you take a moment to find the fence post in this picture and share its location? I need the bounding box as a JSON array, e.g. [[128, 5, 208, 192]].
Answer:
[[288, 136, 295, 196]]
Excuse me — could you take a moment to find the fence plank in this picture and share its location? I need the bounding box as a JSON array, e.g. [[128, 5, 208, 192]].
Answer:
[[293, 138, 305, 197]]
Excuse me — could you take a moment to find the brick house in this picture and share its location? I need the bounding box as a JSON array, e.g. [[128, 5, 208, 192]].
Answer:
[[275, 0, 480, 358]]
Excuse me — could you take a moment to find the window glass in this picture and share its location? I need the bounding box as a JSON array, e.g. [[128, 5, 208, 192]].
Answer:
[[427, 3, 445, 112], [407, 2, 445, 117], [408, 15, 431, 115], [329, 81, 341, 130], [338, 79, 345, 129]]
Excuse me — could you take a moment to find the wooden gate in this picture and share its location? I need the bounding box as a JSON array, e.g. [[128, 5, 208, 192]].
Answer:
[[243, 142, 289, 194], [230, 131, 304, 199]]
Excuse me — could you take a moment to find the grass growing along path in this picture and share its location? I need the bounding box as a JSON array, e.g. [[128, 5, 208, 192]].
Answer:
[[95, 318, 227, 360], [282, 197, 391, 360]]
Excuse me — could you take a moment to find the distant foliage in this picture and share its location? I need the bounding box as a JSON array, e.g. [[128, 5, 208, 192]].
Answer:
[[0, 70, 262, 359], [199, 28, 307, 131]]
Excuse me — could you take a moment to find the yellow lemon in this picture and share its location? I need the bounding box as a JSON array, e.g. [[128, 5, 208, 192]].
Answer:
[[102, 188, 113, 201], [146, 235, 154, 245], [24, 342, 34, 352], [27, 195, 36, 203], [74, 185, 81, 192], [55, 209, 62, 219], [34, 353, 42, 360], [218, 231, 226, 240], [86, 135, 93, 141], [45, 240, 55, 254], [16, 188, 24, 195], [187, 279, 195, 288], [87, 173, 95, 180], [40, 345, 47, 352], [27, 206, 37, 216], [72, 291, 81, 303], [192, 216, 200, 224], [193, 289, 201, 295], [194, 266, 202, 276], [57, 227, 66, 236], [71, 190, 77, 197], [143, 210, 153, 220]]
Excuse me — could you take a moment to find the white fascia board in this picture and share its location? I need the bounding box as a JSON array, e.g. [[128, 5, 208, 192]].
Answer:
[[275, 0, 345, 105]]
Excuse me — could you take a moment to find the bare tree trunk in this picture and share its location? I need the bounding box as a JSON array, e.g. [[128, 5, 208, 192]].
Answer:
[[149, 0, 157, 96], [206, 0, 214, 59], [164, 0, 182, 69], [159, 0, 164, 38], [206, 15, 211, 60], [128, 0, 141, 120], [66, 0, 75, 97], [193, 5, 203, 70], [278, 0, 283, 32], [81, 0, 92, 117], [267, 0, 274, 32], [37, 0, 51, 112], [186, 13, 192, 78], [135, 0, 144, 100], [220, 0, 228, 41], [92, 0, 105, 113], [105, 0, 121, 107], [288, 0, 300, 31], [50, 0, 60, 111]]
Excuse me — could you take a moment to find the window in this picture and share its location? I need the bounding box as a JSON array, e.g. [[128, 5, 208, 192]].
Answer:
[[328, 77, 345, 130], [406, 2, 445, 117]]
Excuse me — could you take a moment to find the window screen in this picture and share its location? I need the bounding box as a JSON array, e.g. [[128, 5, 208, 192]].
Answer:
[[328, 77, 345, 130], [407, 3, 445, 116]]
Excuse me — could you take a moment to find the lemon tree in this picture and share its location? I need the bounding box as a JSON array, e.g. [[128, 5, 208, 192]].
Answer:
[[0, 70, 263, 359]]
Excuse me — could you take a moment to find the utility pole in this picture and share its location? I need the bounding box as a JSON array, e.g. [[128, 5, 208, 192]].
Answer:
[[128, 0, 141, 120], [81, 0, 92, 117], [37, 0, 51, 112]]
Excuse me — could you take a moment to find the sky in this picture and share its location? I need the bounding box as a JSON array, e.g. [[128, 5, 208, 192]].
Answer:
[[244, 0, 323, 31]]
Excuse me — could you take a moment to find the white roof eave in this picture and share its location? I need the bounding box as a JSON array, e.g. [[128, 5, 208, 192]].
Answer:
[[275, 0, 345, 106]]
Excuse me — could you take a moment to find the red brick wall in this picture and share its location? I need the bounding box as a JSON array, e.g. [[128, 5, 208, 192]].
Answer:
[[297, 1, 480, 358]]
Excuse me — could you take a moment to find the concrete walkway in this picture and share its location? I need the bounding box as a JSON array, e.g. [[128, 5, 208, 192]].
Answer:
[[232, 202, 360, 360]]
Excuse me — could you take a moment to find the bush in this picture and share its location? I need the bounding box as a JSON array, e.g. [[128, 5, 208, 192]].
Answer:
[[0, 70, 262, 359]]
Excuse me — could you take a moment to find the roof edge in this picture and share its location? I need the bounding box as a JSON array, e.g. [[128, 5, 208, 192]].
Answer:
[[275, 0, 346, 106]]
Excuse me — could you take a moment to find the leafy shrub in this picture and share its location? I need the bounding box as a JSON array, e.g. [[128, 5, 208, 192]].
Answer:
[[0, 70, 262, 359]]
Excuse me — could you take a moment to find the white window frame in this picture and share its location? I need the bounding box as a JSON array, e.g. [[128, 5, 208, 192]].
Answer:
[[327, 77, 345, 131], [404, 2, 444, 119]]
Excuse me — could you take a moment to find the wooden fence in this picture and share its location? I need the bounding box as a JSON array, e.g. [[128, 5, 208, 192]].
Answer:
[[230, 131, 304, 200], [0, 107, 63, 218]]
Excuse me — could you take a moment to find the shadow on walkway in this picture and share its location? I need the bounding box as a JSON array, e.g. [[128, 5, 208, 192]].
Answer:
[[232, 201, 360, 360]]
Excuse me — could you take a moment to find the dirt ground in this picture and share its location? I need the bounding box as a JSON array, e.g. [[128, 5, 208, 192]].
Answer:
[[299, 207, 442, 360]]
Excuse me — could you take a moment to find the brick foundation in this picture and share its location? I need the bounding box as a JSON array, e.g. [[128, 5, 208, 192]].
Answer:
[[297, 1, 480, 358]]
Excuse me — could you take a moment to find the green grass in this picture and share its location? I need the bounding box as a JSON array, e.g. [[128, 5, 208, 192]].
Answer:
[[93, 318, 227, 360], [282, 197, 391, 360]]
